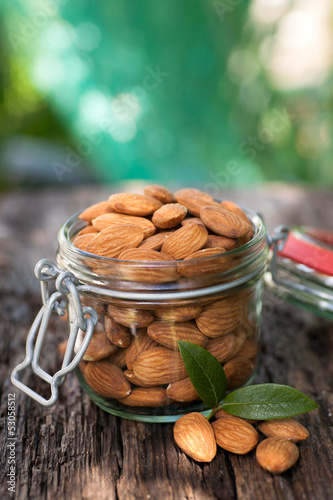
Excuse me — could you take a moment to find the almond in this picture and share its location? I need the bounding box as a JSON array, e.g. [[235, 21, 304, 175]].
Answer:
[[104, 316, 131, 348], [133, 346, 187, 385], [234, 338, 258, 361], [125, 329, 158, 370], [175, 188, 215, 203], [82, 332, 118, 361], [117, 248, 180, 283], [200, 206, 251, 238], [205, 234, 240, 251], [78, 200, 115, 221], [123, 369, 154, 388], [223, 357, 255, 390], [77, 225, 100, 236], [152, 203, 187, 229], [206, 333, 239, 363], [175, 192, 221, 217], [173, 412, 217, 462], [221, 200, 249, 223], [118, 387, 170, 407], [257, 418, 309, 442], [109, 193, 162, 216], [214, 409, 259, 424], [107, 305, 154, 329], [86, 225, 144, 258], [178, 247, 227, 278], [73, 233, 97, 252], [92, 213, 156, 237], [221, 201, 254, 241], [108, 347, 128, 369], [161, 223, 208, 259], [195, 297, 242, 338], [166, 377, 200, 403], [84, 360, 131, 399], [138, 232, 170, 250], [144, 184, 176, 204], [212, 415, 259, 454], [147, 321, 208, 350], [154, 305, 202, 322], [256, 437, 299, 474], [181, 217, 205, 227]]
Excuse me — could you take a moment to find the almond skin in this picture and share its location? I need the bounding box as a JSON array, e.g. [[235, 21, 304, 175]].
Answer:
[[154, 305, 202, 322], [212, 415, 259, 454], [107, 305, 154, 329], [166, 377, 200, 403], [175, 193, 221, 217], [138, 232, 170, 250], [215, 409, 259, 424], [125, 328, 158, 370], [257, 418, 309, 442], [195, 297, 242, 338], [200, 206, 251, 238], [104, 316, 131, 348], [205, 234, 240, 251], [78, 200, 115, 221], [152, 203, 187, 229], [123, 370, 155, 388], [133, 347, 187, 385], [144, 184, 176, 204], [178, 247, 227, 278], [147, 321, 208, 350], [181, 217, 205, 227], [175, 188, 215, 203], [109, 193, 162, 216], [206, 333, 242, 363], [118, 387, 170, 407], [221, 200, 254, 240], [77, 225, 100, 236], [256, 437, 299, 474], [223, 357, 255, 390], [173, 412, 217, 462], [108, 347, 128, 369], [92, 213, 156, 237], [235, 339, 258, 361], [73, 233, 97, 252], [117, 248, 180, 283], [84, 360, 131, 399], [161, 223, 208, 259], [86, 225, 144, 258], [82, 332, 118, 361]]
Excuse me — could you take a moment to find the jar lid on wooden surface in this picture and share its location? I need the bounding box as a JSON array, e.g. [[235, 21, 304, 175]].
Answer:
[[265, 225, 333, 320]]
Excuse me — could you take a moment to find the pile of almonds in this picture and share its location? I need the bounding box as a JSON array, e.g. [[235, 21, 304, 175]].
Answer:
[[73, 185, 253, 283], [59, 186, 259, 408], [174, 411, 309, 474]]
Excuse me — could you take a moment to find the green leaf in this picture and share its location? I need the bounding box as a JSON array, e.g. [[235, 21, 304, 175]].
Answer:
[[222, 384, 318, 420], [178, 341, 226, 409]]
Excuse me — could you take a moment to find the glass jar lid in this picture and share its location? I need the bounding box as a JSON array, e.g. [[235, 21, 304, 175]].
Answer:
[[265, 225, 333, 320]]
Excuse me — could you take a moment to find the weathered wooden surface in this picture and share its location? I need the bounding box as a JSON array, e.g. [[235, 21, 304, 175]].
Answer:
[[0, 184, 332, 500]]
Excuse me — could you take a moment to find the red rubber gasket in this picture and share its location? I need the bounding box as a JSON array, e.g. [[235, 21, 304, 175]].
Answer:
[[278, 231, 333, 276]]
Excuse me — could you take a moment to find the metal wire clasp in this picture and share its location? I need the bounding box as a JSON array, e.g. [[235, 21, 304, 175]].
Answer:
[[11, 259, 98, 407]]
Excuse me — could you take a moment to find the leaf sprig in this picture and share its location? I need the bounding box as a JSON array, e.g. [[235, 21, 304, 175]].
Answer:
[[178, 341, 318, 420]]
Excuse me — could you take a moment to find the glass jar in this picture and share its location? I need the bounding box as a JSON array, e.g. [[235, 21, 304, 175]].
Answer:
[[51, 207, 267, 422], [11, 208, 333, 421]]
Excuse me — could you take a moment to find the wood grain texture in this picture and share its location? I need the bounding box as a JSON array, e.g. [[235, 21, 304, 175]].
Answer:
[[0, 185, 332, 500]]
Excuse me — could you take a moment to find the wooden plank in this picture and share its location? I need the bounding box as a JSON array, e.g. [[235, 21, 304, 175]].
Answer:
[[0, 185, 332, 500]]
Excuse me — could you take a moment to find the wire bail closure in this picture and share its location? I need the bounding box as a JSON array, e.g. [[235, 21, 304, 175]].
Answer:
[[11, 259, 98, 407]]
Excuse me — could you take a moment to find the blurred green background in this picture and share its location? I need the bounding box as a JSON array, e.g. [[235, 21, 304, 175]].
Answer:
[[0, 0, 332, 190]]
